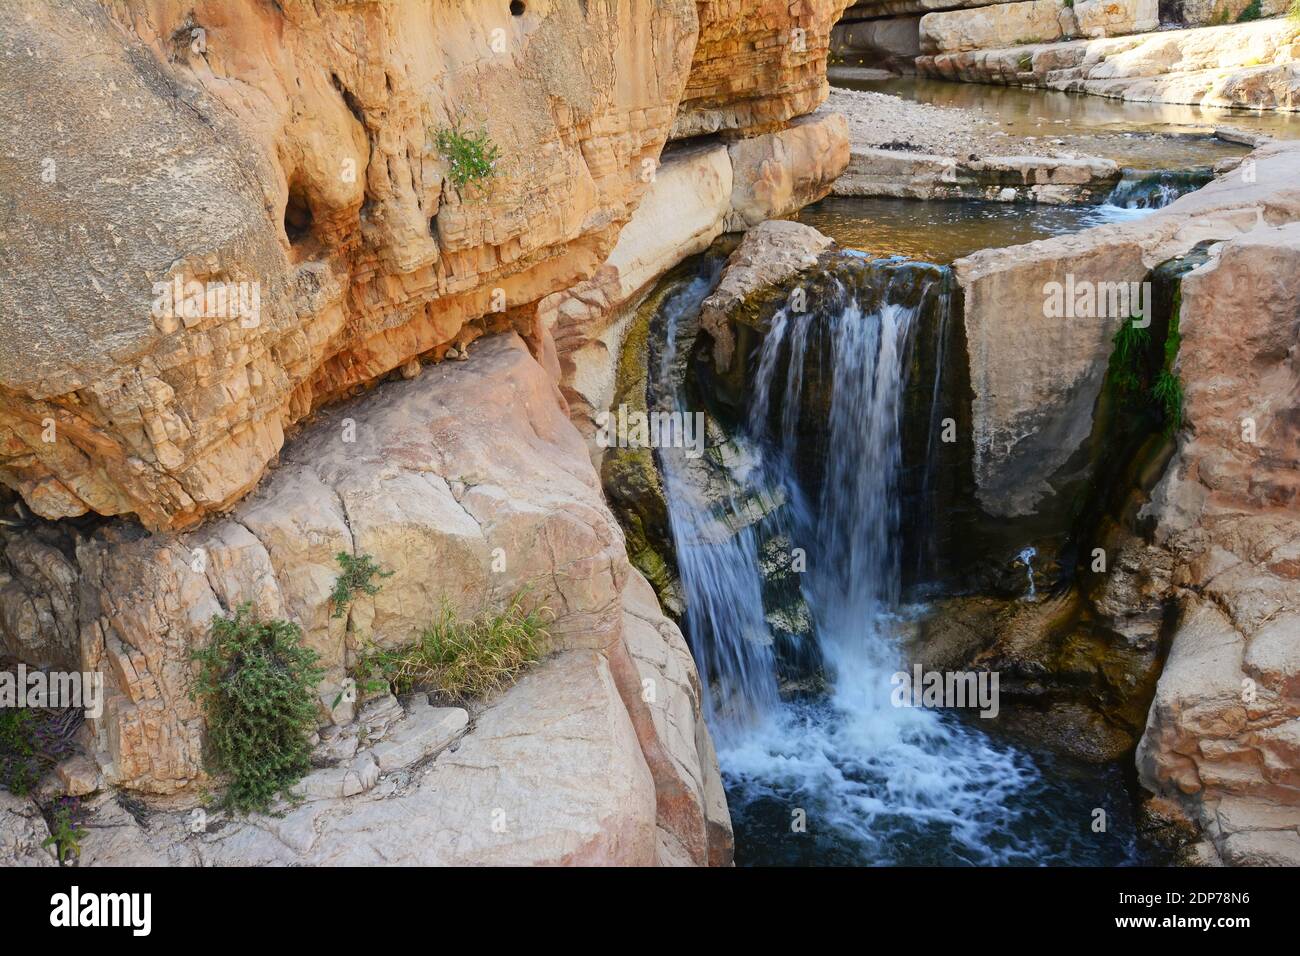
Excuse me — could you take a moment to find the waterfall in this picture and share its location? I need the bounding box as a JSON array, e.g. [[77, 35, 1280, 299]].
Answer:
[[643, 247, 1143, 865], [1104, 167, 1212, 210], [1017, 546, 1038, 600], [648, 259, 781, 734], [644, 253, 1038, 862], [746, 260, 919, 676]]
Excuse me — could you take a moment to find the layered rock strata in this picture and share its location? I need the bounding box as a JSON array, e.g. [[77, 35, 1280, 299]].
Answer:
[[917, 18, 1300, 111]]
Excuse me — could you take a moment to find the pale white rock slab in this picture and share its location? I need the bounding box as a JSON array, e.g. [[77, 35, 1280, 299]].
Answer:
[[369, 705, 469, 773]]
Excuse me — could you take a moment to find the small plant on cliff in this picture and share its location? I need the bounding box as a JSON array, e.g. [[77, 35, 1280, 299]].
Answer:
[[1290, 0, 1300, 23], [0, 708, 38, 795], [330, 551, 393, 620], [354, 594, 550, 703], [1108, 319, 1152, 399], [0, 704, 80, 796], [190, 605, 324, 814], [1152, 369, 1185, 436], [1236, 0, 1262, 21], [41, 796, 88, 864], [434, 121, 502, 198]]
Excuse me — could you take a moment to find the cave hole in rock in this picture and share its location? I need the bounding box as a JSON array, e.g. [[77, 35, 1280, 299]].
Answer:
[[510, 1, 525, 16], [284, 186, 314, 243]]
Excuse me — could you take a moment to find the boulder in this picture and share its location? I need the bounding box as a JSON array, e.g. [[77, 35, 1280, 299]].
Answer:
[[699, 221, 836, 373], [919, 0, 1079, 55], [725, 111, 851, 231], [0, 792, 56, 867]]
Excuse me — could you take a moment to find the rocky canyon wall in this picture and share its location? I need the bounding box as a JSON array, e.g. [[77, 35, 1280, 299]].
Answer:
[[1, 0, 700, 531], [948, 141, 1300, 862], [834, 1, 1299, 113]]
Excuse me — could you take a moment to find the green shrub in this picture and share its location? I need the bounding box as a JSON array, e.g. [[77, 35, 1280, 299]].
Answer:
[[1236, 0, 1262, 21], [356, 594, 550, 703], [0, 708, 39, 795], [434, 122, 502, 197], [330, 551, 393, 620], [190, 605, 325, 814], [42, 796, 87, 864], [1290, 0, 1299, 22]]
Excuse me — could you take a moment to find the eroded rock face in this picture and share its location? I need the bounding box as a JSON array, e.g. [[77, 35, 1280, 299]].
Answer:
[[0, 0, 699, 530], [1, 0, 853, 533], [1136, 224, 1300, 865], [919, 0, 1082, 55], [914, 0, 1159, 57], [674, 0, 855, 138], [918, 18, 1300, 112], [3, 334, 733, 865]]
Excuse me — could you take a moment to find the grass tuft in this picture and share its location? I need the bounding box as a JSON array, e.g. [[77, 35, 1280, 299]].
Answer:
[[1152, 369, 1185, 436], [356, 594, 551, 703], [1111, 320, 1151, 368]]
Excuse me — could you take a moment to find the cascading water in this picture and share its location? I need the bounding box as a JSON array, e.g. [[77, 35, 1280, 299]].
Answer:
[[1104, 167, 1213, 210], [648, 249, 1147, 865], [649, 262, 781, 732]]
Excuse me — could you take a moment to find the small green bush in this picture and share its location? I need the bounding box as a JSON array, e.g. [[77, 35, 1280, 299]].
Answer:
[[434, 122, 502, 197], [0, 708, 39, 795], [42, 796, 87, 864], [330, 551, 393, 619], [1236, 0, 1262, 21], [190, 605, 325, 814], [1291, 0, 1300, 22], [356, 595, 550, 703]]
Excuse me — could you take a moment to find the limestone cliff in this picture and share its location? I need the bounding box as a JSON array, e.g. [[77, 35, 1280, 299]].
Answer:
[[0, 0, 852, 533], [1, 0, 698, 530]]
